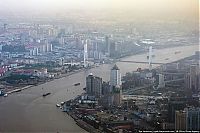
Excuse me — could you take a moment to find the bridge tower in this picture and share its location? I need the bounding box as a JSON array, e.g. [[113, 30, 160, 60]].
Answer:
[[148, 46, 153, 70]]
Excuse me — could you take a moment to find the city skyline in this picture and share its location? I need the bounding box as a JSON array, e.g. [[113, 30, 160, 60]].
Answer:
[[0, 0, 199, 132]]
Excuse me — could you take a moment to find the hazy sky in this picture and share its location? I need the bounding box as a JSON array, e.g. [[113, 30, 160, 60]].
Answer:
[[0, 0, 198, 19], [0, 0, 198, 11]]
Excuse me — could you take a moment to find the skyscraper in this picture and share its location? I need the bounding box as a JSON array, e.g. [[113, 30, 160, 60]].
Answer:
[[185, 64, 199, 93], [158, 74, 165, 88], [175, 110, 187, 130], [110, 64, 121, 89], [168, 100, 186, 123], [86, 73, 102, 98], [105, 36, 109, 53], [109, 42, 116, 58], [59, 36, 65, 46], [184, 72, 190, 91], [113, 85, 122, 106], [185, 107, 200, 130], [109, 64, 122, 106], [189, 64, 198, 91]]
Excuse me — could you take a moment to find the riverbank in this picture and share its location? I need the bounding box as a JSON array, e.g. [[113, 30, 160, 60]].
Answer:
[[2, 65, 95, 96], [3, 44, 198, 97], [59, 51, 198, 132], [116, 44, 198, 59], [68, 111, 101, 133], [6, 85, 34, 94], [0, 45, 197, 132]]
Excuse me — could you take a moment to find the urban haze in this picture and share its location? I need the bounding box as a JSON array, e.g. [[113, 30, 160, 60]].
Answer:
[[0, 0, 199, 132]]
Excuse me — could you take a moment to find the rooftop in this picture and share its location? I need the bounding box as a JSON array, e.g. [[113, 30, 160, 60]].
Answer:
[[112, 64, 119, 70]]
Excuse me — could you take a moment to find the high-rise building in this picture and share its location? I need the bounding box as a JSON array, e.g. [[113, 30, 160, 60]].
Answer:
[[86, 73, 102, 98], [46, 43, 53, 52], [109, 64, 122, 106], [113, 85, 122, 106], [158, 74, 165, 88], [175, 110, 187, 130], [29, 49, 34, 56], [33, 47, 39, 56], [109, 42, 116, 57], [105, 36, 109, 53], [185, 64, 199, 92], [185, 72, 190, 91], [102, 82, 110, 95], [100, 82, 112, 107], [110, 64, 121, 89], [185, 107, 200, 130], [189, 65, 199, 91], [175, 107, 200, 131], [168, 100, 186, 123], [59, 36, 65, 46], [38, 44, 46, 53]]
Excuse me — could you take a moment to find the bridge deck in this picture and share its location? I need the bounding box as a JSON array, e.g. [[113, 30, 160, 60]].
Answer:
[[119, 60, 164, 64]]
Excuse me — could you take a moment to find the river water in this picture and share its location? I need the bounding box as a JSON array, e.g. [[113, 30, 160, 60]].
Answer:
[[0, 45, 198, 132]]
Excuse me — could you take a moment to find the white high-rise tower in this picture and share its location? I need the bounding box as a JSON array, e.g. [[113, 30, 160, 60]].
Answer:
[[110, 64, 122, 88], [84, 40, 88, 67], [109, 64, 122, 106]]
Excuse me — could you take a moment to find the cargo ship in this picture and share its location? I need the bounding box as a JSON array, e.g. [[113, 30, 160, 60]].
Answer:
[[74, 83, 80, 86], [15, 89, 22, 92], [43, 92, 51, 97]]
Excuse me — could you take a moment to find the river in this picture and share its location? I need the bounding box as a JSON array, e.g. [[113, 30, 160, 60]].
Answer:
[[0, 45, 198, 132]]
